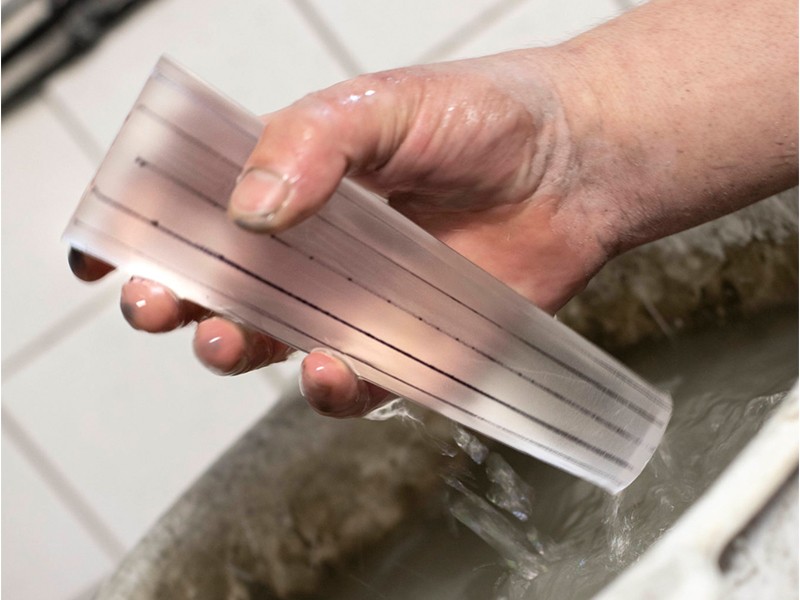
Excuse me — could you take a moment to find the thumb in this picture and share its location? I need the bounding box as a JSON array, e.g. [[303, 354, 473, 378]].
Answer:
[[228, 72, 417, 232]]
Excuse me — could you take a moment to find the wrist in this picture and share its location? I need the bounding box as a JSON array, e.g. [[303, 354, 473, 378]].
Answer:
[[459, 48, 620, 310], [529, 43, 648, 261], [508, 47, 630, 272], [542, 0, 799, 256]]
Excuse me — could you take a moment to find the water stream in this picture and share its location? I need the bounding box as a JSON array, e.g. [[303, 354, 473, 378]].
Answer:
[[319, 308, 797, 600]]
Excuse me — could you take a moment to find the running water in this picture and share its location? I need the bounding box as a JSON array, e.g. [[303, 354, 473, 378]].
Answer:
[[321, 309, 797, 600]]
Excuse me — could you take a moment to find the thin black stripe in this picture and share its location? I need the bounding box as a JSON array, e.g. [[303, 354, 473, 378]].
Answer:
[[135, 97, 667, 417], [151, 70, 260, 144], [276, 231, 643, 445], [148, 69, 668, 414], [133, 156, 645, 443], [134, 104, 242, 171], [88, 187, 633, 471], [73, 212, 626, 487], [134, 157, 223, 210], [336, 189, 672, 414]]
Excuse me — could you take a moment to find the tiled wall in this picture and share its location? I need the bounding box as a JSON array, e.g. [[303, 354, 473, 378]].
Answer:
[[1, 0, 631, 597]]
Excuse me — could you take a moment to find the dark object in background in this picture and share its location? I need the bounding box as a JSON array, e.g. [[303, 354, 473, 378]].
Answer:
[[1, 0, 149, 109]]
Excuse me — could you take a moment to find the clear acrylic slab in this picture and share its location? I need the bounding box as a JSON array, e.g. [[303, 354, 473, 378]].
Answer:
[[63, 57, 671, 492]]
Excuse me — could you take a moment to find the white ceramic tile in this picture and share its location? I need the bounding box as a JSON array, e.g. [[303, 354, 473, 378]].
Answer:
[[306, 0, 510, 72], [445, 0, 622, 60], [1, 95, 122, 364], [46, 0, 349, 152], [3, 300, 300, 547], [2, 435, 112, 600]]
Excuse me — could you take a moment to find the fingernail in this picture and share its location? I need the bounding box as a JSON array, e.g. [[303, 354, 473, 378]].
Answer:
[[120, 277, 182, 332], [300, 350, 363, 417], [229, 167, 290, 231], [300, 352, 336, 411], [193, 317, 249, 376], [195, 333, 249, 376]]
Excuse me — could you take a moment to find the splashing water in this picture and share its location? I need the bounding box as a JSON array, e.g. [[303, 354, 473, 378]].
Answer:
[[484, 453, 537, 525], [364, 397, 423, 424], [446, 476, 546, 581], [321, 309, 797, 600], [453, 424, 490, 464]]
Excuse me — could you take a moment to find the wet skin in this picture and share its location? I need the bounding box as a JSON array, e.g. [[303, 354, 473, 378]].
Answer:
[[69, 0, 798, 417]]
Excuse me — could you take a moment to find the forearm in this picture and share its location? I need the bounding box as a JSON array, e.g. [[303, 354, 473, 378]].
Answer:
[[548, 0, 798, 255]]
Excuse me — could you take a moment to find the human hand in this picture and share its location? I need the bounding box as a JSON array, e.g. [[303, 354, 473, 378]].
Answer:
[[70, 0, 797, 418], [71, 48, 614, 417]]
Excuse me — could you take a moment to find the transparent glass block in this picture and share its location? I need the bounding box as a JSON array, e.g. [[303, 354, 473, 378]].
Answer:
[[64, 57, 671, 492]]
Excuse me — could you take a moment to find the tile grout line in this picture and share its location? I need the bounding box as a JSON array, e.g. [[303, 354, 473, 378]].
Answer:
[[413, 0, 529, 64], [41, 89, 107, 163], [0, 89, 116, 381], [614, 0, 639, 11], [2, 284, 119, 382], [290, 0, 365, 77], [2, 406, 128, 561]]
